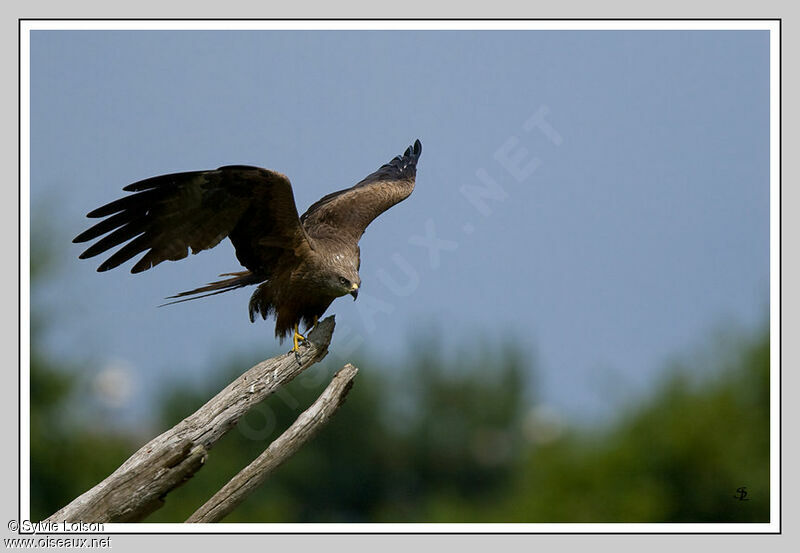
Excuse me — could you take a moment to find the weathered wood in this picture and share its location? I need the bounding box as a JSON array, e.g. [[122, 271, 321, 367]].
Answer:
[[187, 363, 358, 523], [46, 316, 337, 523]]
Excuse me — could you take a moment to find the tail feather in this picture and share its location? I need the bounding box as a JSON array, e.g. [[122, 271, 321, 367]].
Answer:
[[159, 270, 262, 307]]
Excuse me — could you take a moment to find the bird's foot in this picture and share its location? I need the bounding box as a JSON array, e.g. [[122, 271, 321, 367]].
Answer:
[[291, 325, 309, 362]]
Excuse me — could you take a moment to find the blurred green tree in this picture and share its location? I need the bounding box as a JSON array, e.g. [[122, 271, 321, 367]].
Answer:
[[29, 208, 136, 522], [146, 345, 529, 522], [30, 211, 770, 524], [448, 329, 770, 523]]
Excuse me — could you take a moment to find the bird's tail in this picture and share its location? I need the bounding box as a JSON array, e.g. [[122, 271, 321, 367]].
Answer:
[[159, 271, 263, 307]]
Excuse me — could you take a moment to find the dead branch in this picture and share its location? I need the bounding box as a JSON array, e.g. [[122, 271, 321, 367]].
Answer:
[[186, 363, 358, 522], [46, 316, 345, 523]]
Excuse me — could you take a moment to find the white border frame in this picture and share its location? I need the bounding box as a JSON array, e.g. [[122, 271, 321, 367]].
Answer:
[[19, 18, 781, 534]]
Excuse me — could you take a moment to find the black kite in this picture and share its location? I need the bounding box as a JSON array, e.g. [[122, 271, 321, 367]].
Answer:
[[74, 140, 422, 352]]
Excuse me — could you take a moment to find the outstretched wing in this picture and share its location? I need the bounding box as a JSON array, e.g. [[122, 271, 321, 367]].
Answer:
[[73, 166, 311, 274], [300, 139, 421, 243]]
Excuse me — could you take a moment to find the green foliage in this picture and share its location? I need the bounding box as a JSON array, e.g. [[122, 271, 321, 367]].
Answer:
[[29, 356, 133, 522], [29, 219, 770, 522], [29, 326, 770, 523], [145, 346, 527, 522], [459, 330, 770, 523], [29, 211, 137, 522]]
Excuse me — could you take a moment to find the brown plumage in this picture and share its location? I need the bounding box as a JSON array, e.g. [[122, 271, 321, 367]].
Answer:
[[74, 140, 422, 344]]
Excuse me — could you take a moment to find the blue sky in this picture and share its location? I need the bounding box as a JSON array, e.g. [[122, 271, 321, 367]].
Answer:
[[29, 29, 770, 427]]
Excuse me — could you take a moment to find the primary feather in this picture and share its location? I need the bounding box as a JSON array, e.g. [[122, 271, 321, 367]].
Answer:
[[74, 140, 422, 341]]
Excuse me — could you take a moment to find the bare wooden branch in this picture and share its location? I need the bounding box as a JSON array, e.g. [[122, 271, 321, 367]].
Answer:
[[46, 316, 338, 523], [187, 363, 359, 523]]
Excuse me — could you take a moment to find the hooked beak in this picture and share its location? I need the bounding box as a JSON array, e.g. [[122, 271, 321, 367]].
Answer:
[[350, 284, 359, 301]]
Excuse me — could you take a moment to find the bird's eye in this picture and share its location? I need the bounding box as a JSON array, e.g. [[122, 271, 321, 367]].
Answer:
[[339, 277, 350, 287]]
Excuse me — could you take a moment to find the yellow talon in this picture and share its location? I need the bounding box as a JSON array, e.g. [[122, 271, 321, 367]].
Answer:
[[292, 324, 307, 353]]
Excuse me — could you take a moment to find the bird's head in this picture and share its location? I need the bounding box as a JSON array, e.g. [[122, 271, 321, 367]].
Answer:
[[336, 274, 360, 300], [325, 253, 360, 300]]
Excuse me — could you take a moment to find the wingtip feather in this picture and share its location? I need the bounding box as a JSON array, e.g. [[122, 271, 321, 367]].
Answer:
[[85, 207, 107, 218], [403, 139, 422, 161]]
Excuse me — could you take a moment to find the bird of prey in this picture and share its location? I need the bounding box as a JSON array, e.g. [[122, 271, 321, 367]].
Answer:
[[74, 139, 422, 353]]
